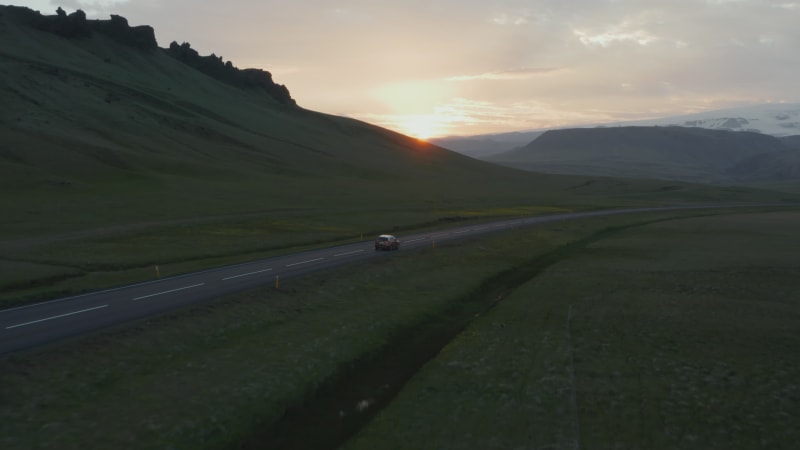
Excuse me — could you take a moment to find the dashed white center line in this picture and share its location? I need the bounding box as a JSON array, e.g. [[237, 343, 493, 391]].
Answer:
[[333, 250, 364, 257], [222, 268, 273, 281], [133, 283, 205, 301], [286, 258, 324, 267], [404, 238, 426, 243], [454, 230, 470, 234], [6, 305, 109, 329]]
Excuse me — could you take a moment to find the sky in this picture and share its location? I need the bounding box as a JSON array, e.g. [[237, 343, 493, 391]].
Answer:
[[14, 0, 800, 138]]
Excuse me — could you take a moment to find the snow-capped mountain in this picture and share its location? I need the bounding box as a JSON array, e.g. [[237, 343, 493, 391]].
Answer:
[[607, 103, 800, 137]]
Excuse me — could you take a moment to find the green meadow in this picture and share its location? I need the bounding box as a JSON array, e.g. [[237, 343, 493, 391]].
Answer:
[[345, 209, 800, 450], [2, 208, 798, 449], [2, 171, 789, 308]]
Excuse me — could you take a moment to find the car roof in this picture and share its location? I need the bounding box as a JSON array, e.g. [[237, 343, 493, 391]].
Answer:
[[377, 234, 395, 238]]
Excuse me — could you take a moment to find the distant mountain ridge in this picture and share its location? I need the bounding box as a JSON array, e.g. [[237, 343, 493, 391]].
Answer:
[[485, 126, 800, 184], [608, 103, 800, 137], [432, 103, 800, 159]]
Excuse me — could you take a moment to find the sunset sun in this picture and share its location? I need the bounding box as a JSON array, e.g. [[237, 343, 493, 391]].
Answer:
[[399, 115, 441, 140]]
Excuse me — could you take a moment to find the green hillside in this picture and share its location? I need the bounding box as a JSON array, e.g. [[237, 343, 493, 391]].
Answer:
[[0, 6, 794, 303], [2, 7, 557, 229]]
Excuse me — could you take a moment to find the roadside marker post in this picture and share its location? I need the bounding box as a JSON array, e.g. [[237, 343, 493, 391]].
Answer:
[[155, 265, 160, 278], [275, 275, 280, 289]]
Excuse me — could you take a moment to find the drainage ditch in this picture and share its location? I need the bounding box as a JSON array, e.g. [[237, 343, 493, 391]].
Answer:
[[235, 220, 663, 449]]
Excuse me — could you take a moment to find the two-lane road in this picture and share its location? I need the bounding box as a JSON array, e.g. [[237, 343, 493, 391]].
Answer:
[[0, 205, 754, 354]]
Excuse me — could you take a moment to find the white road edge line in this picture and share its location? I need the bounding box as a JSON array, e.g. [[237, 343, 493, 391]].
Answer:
[[133, 283, 205, 301], [286, 258, 324, 267], [6, 305, 109, 329], [333, 250, 364, 257], [222, 268, 273, 281]]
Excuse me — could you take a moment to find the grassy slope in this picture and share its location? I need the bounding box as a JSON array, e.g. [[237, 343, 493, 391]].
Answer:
[[727, 148, 800, 182]]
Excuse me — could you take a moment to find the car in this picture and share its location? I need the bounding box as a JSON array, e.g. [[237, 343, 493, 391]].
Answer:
[[374, 234, 400, 251]]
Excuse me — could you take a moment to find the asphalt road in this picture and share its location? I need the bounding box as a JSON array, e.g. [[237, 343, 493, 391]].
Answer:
[[0, 205, 746, 354]]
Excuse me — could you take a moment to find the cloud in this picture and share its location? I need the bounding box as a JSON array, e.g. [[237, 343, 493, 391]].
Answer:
[[444, 67, 562, 82], [353, 97, 626, 137], [570, 10, 667, 48], [48, 0, 132, 16], [491, 10, 530, 26], [574, 28, 659, 47]]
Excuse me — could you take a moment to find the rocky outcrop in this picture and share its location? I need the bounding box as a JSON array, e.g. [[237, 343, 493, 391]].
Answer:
[[1, 6, 294, 106], [166, 41, 295, 106], [6, 6, 158, 50]]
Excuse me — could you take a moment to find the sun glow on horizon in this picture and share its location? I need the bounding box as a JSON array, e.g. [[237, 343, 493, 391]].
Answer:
[[397, 114, 444, 140]]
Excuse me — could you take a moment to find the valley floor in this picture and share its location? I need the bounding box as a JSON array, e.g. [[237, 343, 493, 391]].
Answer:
[[1, 208, 798, 450]]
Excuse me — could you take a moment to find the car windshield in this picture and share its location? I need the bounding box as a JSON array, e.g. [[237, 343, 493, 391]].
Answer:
[[378, 237, 389, 241]]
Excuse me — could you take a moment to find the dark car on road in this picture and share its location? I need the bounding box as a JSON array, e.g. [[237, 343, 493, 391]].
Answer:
[[375, 234, 400, 251]]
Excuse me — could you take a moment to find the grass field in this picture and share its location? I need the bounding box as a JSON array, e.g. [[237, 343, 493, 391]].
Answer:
[[344, 210, 800, 450], [2, 208, 798, 449], [0, 203, 574, 307], [0, 207, 597, 450]]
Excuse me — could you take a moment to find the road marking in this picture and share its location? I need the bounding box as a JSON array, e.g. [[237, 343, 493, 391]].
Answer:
[[6, 305, 109, 329], [133, 283, 205, 301], [286, 258, 324, 267], [404, 238, 426, 243], [333, 250, 364, 257], [454, 230, 470, 234], [474, 227, 488, 230], [222, 268, 273, 281], [431, 234, 450, 239]]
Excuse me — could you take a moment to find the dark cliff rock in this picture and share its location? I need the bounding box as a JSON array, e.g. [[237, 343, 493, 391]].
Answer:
[[10, 6, 158, 50], [166, 41, 295, 106]]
